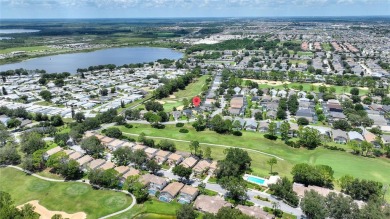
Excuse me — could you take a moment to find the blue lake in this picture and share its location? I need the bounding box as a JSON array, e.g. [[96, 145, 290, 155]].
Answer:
[[0, 47, 183, 73]]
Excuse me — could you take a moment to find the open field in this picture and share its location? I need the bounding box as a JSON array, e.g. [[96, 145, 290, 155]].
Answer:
[[0, 46, 52, 54], [0, 167, 133, 219], [163, 75, 210, 100], [322, 43, 332, 51], [250, 80, 369, 95], [120, 123, 390, 198]]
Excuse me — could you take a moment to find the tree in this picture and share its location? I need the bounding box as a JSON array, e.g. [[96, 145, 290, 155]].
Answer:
[[104, 127, 122, 138], [125, 109, 140, 120], [267, 157, 278, 174], [20, 131, 46, 154], [292, 163, 334, 188], [254, 112, 263, 121], [205, 207, 255, 219], [146, 159, 161, 174], [80, 136, 104, 158], [46, 151, 67, 171], [145, 101, 164, 112], [100, 88, 108, 96], [173, 165, 192, 181], [2, 87, 8, 95], [210, 115, 230, 134], [297, 117, 309, 126], [269, 177, 299, 207], [0, 144, 21, 165], [132, 149, 147, 168], [182, 98, 189, 109], [54, 133, 69, 147], [276, 108, 287, 120], [192, 115, 206, 131], [215, 148, 251, 179], [339, 176, 383, 201], [219, 176, 248, 203], [350, 87, 360, 96], [300, 190, 328, 219], [325, 192, 360, 219], [39, 90, 52, 102], [74, 112, 85, 123], [6, 118, 21, 129], [204, 146, 212, 159], [280, 121, 290, 140], [112, 147, 133, 166], [58, 159, 82, 180], [158, 139, 176, 152], [268, 121, 277, 136], [88, 169, 120, 189], [176, 204, 197, 219], [50, 115, 64, 126], [189, 140, 200, 155], [333, 119, 351, 131], [299, 127, 321, 149]]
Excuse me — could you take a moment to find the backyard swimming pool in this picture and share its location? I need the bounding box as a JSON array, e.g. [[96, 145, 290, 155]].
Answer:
[[244, 174, 268, 186]]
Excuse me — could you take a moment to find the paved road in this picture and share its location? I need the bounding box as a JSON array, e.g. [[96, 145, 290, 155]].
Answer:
[[123, 133, 284, 160], [5, 165, 136, 219]]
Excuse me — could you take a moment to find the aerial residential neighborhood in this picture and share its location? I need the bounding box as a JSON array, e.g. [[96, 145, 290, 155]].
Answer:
[[0, 1, 390, 219]]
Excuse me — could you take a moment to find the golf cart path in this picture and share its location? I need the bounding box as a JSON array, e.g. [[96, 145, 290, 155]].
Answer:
[[124, 133, 284, 160]]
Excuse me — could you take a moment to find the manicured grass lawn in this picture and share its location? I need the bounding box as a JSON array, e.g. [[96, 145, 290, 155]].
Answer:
[[163, 101, 183, 112], [111, 199, 180, 219], [322, 43, 332, 51], [164, 75, 209, 100], [288, 50, 314, 57], [257, 82, 369, 95], [120, 124, 390, 197], [0, 46, 51, 54], [0, 167, 133, 219]]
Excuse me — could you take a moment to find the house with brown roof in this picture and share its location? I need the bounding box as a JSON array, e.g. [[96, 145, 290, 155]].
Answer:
[[229, 96, 245, 115], [64, 149, 75, 156], [144, 147, 159, 159], [363, 129, 381, 148], [69, 151, 84, 160], [154, 150, 171, 164], [43, 146, 63, 160], [76, 155, 93, 170], [132, 144, 147, 151], [208, 161, 218, 175], [178, 185, 199, 204], [236, 205, 272, 219], [99, 161, 115, 170], [193, 160, 211, 175], [114, 166, 130, 175], [140, 174, 168, 195], [106, 139, 125, 151], [181, 157, 198, 168], [293, 183, 337, 198], [100, 137, 115, 145], [121, 168, 140, 182], [167, 153, 184, 166], [159, 182, 185, 202], [194, 195, 232, 214], [87, 159, 106, 170]]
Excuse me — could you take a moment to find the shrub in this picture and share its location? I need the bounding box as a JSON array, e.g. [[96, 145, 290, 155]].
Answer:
[[264, 134, 278, 140], [179, 128, 189, 133], [232, 130, 242, 136], [176, 123, 185, 127], [373, 149, 383, 157], [285, 140, 297, 148], [124, 123, 133, 129], [297, 117, 309, 126], [323, 145, 346, 152]]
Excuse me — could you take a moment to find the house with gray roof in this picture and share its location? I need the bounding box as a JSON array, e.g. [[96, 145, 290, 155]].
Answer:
[[348, 131, 364, 142], [332, 129, 348, 144]]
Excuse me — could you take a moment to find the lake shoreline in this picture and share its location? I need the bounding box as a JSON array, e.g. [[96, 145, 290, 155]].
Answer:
[[0, 46, 183, 73]]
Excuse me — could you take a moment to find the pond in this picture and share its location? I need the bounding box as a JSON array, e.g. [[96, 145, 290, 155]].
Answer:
[[0, 47, 183, 73]]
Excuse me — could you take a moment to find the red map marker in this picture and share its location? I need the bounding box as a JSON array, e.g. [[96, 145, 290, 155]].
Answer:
[[192, 96, 201, 107]]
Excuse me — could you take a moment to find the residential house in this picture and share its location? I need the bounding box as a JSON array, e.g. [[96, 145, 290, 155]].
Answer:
[[332, 129, 348, 144], [229, 96, 245, 115], [296, 108, 315, 123], [100, 137, 115, 146], [145, 147, 159, 159], [178, 185, 199, 204], [258, 121, 269, 133], [363, 130, 381, 148], [159, 182, 185, 202], [236, 205, 272, 219], [140, 174, 168, 195], [76, 155, 93, 171], [208, 161, 218, 175], [181, 157, 198, 168], [382, 135, 390, 145], [266, 110, 276, 120], [114, 166, 130, 175], [154, 150, 171, 164], [288, 123, 299, 137], [244, 119, 258, 131], [43, 146, 63, 160], [193, 160, 211, 176], [132, 144, 147, 151], [194, 195, 232, 214], [87, 159, 106, 170], [293, 183, 337, 198], [167, 153, 184, 166], [121, 168, 140, 181], [348, 131, 364, 142], [106, 139, 125, 151], [100, 161, 115, 170], [69, 151, 84, 160]]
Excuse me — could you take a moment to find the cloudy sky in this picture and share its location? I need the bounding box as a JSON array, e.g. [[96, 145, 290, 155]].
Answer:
[[0, 0, 389, 18]]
